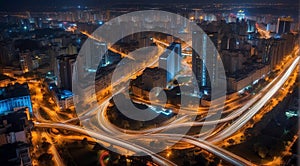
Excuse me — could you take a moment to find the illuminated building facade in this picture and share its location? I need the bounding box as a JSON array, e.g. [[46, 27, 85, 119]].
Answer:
[[237, 10, 245, 21], [56, 89, 74, 110], [83, 40, 108, 73], [192, 31, 219, 92], [247, 20, 256, 33], [0, 84, 33, 115], [159, 42, 182, 83]]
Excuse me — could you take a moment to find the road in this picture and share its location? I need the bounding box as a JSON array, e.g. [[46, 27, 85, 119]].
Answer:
[[34, 122, 176, 166], [34, 36, 299, 166], [65, 44, 165, 123], [42, 132, 65, 166], [208, 56, 300, 143], [86, 49, 299, 165], [151, 134, 255, 166], [34, 121, 255, 166]]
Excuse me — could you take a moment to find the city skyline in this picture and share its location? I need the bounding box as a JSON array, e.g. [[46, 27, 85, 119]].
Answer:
[[0, 1, 299, 166], [0, 0, 299, 9]]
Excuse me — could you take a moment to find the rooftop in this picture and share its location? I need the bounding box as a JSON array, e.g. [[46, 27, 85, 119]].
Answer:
[[0, 109, 28, 133], [0, 83, 30, 100]]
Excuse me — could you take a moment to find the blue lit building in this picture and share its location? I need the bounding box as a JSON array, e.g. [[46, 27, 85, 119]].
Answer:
[[192, 31, 218, 94], [57, 90, 74, 110], [0, 83, 33, 115], [48, 83, 74, 110], [192, 31, 209, 88], [159, 42, 182, 84], [237, 10, 245, 21]]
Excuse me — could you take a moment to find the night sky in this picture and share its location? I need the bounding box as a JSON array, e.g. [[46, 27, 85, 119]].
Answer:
[[0, 0, 298, 11]]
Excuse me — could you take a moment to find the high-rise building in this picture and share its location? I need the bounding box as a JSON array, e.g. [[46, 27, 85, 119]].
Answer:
[[83, 40, 108, 73], [269, 33, 297, 69], [276, 17, 293, 34], [66, 44, 78, 55], [0, 41, 14, 66], [192, 31, 218, 92], [56, 54, 77, 91], [220, 50, 246, 75], [237, 10, 246, 21], [19, 51, 32, 73], [266, 23, 277, 33], [247, 20, 256, 33], [159, 42, 182, 84]]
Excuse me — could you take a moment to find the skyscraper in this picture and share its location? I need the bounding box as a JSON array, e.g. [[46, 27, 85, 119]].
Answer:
[[192, 31, 218, 93], [83, 40, 108, 73], [56, 54, 77, 91], [159, 42, 182, 84], [276, 17, 293, 34]]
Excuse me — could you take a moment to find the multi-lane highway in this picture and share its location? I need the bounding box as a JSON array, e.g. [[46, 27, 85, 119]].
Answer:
[[34, 121, 255, 166], [93, 53, 297, 136], [87, 49, 299, 165], [34, 122, 177, 166], [208, 56, 300, 143], [34, 35, 299, 166]]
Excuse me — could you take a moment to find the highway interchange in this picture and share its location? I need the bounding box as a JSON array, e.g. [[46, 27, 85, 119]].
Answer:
[[33, 41, 299, 166]]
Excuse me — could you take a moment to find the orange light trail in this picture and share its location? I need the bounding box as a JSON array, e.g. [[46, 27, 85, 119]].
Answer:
[[80, 30, 134, 59], [256, 23, 271, 39], [66, 26, 77, 33], [152, 38, 191, 50]]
